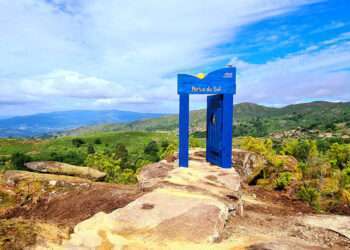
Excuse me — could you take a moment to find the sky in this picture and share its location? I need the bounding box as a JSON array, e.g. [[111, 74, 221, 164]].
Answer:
[[0, 0, 349, 116]]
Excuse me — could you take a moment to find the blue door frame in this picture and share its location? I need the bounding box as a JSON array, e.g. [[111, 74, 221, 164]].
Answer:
[[177, 67, 236, 168]]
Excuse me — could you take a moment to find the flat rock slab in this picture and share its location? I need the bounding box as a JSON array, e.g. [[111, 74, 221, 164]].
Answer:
[[25, 161, 106, 181], [60, 158, 242, 249], [301, 215, 350, 239]]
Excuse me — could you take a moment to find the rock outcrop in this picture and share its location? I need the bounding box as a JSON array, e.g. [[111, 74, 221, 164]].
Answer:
[[60, 151, 242, 249], [232, 149, 266, 184], [0, 170, 141, 226], [24, 161, 106, 181]]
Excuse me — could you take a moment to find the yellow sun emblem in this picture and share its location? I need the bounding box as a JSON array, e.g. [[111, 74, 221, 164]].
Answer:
[[196, 73, 206, 79]]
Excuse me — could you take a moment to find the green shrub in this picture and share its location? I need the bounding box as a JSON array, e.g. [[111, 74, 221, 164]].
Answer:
[[144, 141, 159, 155], [239, 137, 282, 168], [160, 140, 169, 149], [316, 139, 331, 153], [327, 143, 350, 169], [189, 137, 203, 148], [94, 138, 102, 144], [10, 152, 32, 170], [87, 144, 95, 155], [160, 144, 177, 160], [297, 185, 320, 209], [274, 172, 292, 190], [341, 168, 350, 188], [144, 141, 160, 162], [72, 138, 85, 147], [114, 143, 129, 169], [191, 131, 206, 138], [85, 152, 136, 184], [48, 151, 85, 165]]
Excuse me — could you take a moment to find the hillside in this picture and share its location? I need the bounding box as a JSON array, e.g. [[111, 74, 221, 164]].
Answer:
[[66, 101, 350, 138], [0, 110, 165, 138]]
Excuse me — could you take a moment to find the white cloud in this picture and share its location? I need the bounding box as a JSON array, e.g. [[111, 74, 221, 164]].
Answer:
[[231, 36, 350, 105], [0, 0, 326, 115]]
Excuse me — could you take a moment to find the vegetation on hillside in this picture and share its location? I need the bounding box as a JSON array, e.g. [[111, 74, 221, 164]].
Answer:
[[64, 101, 350, 139], [0, 132, 177, 184], [239, 136, 350, 212], [1, 101, 350, 213]]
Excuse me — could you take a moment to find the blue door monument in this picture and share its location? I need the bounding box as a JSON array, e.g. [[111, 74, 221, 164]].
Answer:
[[177, 67, 236, 168]]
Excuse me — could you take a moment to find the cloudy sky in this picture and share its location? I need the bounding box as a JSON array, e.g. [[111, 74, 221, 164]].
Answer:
[[0, 0, 349, 116]]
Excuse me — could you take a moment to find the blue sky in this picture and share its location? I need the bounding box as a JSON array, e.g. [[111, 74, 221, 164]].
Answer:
[[0, 0, 349, 116]]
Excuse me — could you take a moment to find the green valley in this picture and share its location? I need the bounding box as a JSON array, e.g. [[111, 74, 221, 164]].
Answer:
[[64, 101, 350, 139]]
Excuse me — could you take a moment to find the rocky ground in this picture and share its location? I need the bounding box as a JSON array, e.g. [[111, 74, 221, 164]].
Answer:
[[0, 149, 349, 249], [0, 171, 141, 249], [223, 186, 350, 249]]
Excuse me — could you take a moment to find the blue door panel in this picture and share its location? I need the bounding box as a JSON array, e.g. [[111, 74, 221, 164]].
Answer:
[[206, 94, 223, 166]]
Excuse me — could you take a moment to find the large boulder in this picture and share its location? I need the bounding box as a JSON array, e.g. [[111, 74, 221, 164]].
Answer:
[[232, 149, 266, 184], [24, 161, 106, 181]]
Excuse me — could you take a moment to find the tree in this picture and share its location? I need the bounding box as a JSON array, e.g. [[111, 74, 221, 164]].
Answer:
[[87, 144, 95, 154], [72, 138, 85, 147], [11, 152, 31, 170], [282, 139, 316, 162], [316, 139, 330, 153], [294, 140, 311, 162], [252, 118, 268, 137], [114, 143, 128, 169], [144, 140, 160, 162], [144, 141, 159, 155], [327, 143, 350, 169]]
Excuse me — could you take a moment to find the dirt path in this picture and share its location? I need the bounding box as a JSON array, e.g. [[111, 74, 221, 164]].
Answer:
[[222, 186, 350, 249]]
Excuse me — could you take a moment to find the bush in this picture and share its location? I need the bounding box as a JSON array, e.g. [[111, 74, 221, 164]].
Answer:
[[239, 137, 282, 168], [144, 141, 160, 162], [87, 144, 95, 154], [316, 139, 331, 153], [274, 172, 292, 190], [94, 138, 102, 144], [189, 137, 203, 148], [327, 143, 350, 169], [191, 131, 206, 138], [72, 138, 85, 148], [114, 143, 128, 169], [11, 152, 31, 170], [160, 140, 169, 149], [144, 141, 159, 155], [282, 139, 318, 162], [297, 185, 320, 209], [85, 152, 136, 184], [341, 168, 350, 188], [160, 144, 177, 160], [48, 151, 85, 165], [335, 168, 350, 203]]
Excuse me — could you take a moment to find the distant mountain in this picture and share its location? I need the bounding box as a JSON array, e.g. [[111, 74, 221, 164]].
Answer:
[[65, 101, 350, 137], [0, 110, 165, 138]]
